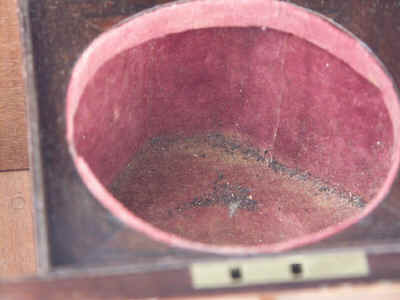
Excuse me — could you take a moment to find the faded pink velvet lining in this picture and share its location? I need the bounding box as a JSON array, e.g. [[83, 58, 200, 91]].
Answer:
[[66, 0, 400, 254]]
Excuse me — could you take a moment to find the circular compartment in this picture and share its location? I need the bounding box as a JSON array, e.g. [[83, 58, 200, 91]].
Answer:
[[66, 0, 400, 254]]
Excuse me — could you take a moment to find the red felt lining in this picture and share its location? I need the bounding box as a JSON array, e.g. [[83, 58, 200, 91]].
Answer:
[[66, 0, 400, 254]]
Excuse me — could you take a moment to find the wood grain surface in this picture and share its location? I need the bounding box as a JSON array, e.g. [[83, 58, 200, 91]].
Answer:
[[171, 282, 400, 300], [1, 278, 400, 300], [0, 0, 35, 279], [0, 171, 35, 278], [0, 0, 29, 171]]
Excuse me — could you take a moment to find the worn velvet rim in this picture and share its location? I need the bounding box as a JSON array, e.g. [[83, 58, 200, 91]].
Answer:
[[66, 0, 400, 254]]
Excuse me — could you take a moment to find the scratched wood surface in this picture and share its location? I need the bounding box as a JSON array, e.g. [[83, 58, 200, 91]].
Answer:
[[0, 171, 36, 278], [180, 283, 400, 300], [172, 283, 400, 300], [1, 276, 400, 300], [0, 0, 36, 280], [0, 0, 29, 171]]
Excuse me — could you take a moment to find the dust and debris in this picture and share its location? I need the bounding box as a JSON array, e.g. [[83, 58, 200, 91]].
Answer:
[[176, 173, 257, 218], [112, 132, 366, 227], [229, 201, 241, 217], [207, 134, 366, 208], [197, 133, 366, 209], [108, 132, 369, 245]]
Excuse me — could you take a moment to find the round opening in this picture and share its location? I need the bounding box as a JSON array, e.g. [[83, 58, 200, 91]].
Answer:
[[66, 0, 400, 254]]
